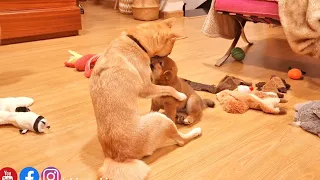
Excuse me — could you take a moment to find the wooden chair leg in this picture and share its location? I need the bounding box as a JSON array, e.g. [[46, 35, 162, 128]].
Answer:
[[79, 4, 84, 14], [241, 30, 253, 45], [114, 0, 119, 10], [215, 26, 242, 67], [215, 20, 252, 67], [77, 0, 84, 14]]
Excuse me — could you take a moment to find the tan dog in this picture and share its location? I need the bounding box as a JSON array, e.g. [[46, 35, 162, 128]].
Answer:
[[89, 18, 202, 180], [150, 57, 215, 125]]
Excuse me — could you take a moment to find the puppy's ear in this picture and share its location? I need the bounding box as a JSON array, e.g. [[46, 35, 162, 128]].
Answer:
[[161, 18, 176, 28], [163, 70, 173, 81]]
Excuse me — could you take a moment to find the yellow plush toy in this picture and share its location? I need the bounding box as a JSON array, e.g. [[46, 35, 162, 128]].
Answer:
[[64, 50, 83, 68]]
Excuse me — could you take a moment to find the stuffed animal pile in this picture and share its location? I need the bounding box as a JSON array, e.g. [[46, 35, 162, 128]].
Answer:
[[182, 75, 290, 115], [292, 101, 320, 137], [0, 97, 50, 134]]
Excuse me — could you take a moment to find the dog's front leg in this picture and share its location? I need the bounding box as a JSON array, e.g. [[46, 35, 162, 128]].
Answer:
[[139, 83, 186, 101], [151, 99, 161, 112]]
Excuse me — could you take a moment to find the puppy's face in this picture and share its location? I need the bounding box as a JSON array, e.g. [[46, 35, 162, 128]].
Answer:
[[150, 57, 178, 85], [124, 18, 179, 57]]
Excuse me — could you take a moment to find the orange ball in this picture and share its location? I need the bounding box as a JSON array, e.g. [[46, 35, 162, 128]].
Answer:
[[288, 68, 302, 80]]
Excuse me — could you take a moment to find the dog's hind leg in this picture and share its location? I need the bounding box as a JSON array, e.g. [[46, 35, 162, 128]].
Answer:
[[169, 126, 202, 146], [183, 94, 203, 125], [138, 112, 202, 156]]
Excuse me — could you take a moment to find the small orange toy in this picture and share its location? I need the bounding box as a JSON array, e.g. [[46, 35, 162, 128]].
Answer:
[[288, 67, 304, 80]]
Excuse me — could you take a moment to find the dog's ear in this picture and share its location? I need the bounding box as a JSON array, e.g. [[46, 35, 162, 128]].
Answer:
[[163, 70, 174, 81], [161, 18, 176, 28]]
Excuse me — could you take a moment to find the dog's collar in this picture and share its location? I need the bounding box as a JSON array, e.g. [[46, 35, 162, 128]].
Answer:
[[127, 35, 147, 53], [33, 116, 44, 133]]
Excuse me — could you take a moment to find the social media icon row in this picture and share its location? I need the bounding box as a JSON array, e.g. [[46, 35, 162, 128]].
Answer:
[[0, 167, 61, 180]]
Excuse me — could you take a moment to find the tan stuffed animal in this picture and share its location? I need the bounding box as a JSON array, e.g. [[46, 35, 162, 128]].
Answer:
[[216, 87, 287, 114]]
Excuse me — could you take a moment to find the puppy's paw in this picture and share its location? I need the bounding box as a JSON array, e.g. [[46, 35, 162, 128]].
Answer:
[[183, 118, 191, 125], [176, 114, 186, 124], [183, 116, 195, 125], [191, 127, 202, 137], [177, 92, 187, 101]]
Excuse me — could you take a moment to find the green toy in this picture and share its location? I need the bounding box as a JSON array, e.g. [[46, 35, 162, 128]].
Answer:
[[231, 47, 245, 61]]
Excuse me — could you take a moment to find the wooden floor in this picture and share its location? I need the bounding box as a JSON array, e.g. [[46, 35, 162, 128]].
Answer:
[[1, 2, 320, 180]]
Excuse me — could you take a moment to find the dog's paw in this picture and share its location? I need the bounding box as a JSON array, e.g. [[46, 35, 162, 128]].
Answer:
[[191, 127, 202, 137], [177, 92, 187, 101]]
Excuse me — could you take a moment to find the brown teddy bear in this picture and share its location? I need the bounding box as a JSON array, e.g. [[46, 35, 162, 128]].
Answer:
[[216, 88, 287, 114], [255, 75, 291, 98]]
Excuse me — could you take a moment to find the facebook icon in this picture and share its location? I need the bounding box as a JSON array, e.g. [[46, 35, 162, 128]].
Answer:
[[19, 167, 39, 180]]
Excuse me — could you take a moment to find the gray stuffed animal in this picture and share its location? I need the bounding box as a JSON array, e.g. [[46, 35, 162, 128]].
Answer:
[[292, 101, 320, 137]]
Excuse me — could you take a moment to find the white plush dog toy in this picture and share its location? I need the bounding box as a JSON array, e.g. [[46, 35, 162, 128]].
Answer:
[[0, 97, 50, 134]]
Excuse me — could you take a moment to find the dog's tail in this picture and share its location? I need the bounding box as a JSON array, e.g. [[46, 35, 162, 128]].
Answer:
[[202, 99, 215, 109], [97, 157, 150, 180]]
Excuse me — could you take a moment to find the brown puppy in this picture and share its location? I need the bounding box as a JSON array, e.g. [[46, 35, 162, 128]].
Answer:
[[90, 18, 202, 180], [150, 57, 215, 125]]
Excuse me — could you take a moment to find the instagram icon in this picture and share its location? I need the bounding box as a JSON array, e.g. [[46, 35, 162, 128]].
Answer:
[[41, 167, 61, 180]]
